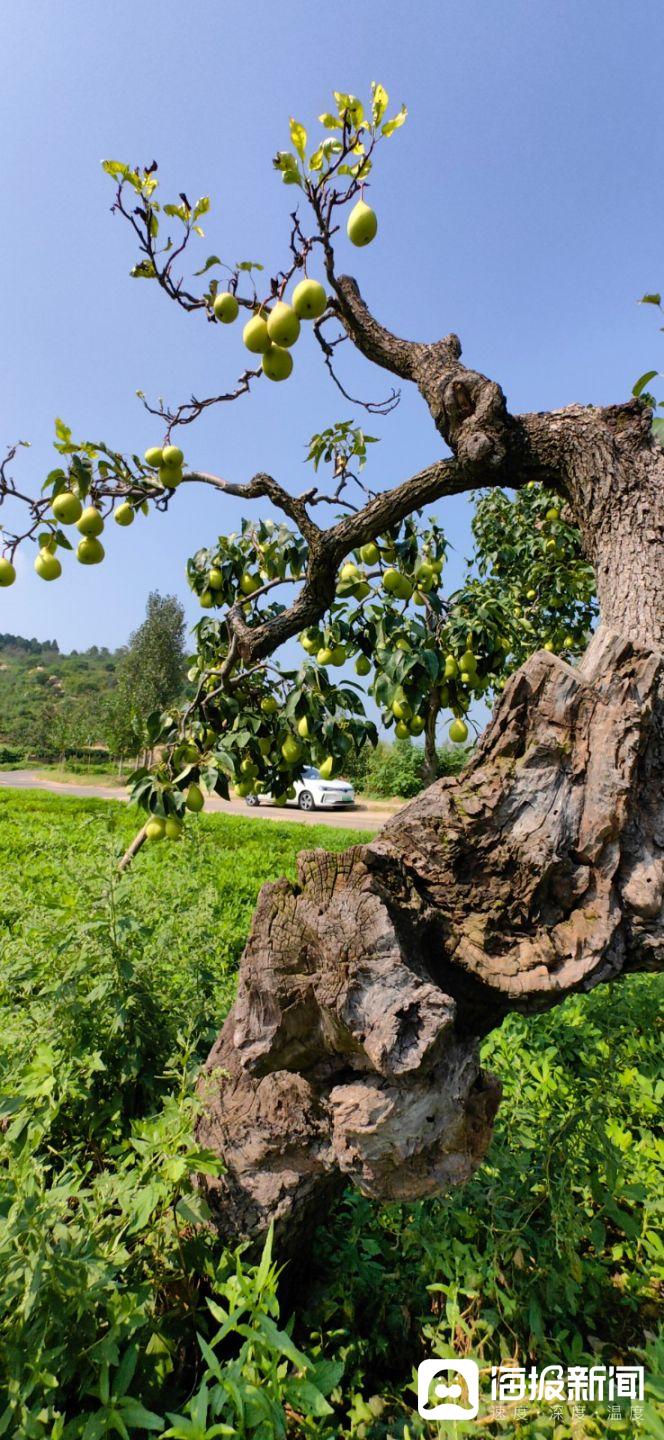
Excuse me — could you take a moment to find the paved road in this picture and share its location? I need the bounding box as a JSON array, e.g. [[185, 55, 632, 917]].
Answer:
[[0, 769, 394, 831]]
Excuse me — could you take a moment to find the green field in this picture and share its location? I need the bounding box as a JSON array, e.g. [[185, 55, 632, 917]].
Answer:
[[0, 789, 661, 1438]]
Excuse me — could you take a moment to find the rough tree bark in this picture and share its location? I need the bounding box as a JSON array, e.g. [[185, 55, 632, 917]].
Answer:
[[195, 279, 664, 1263]]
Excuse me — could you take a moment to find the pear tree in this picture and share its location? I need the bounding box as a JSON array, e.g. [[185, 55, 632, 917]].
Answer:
[[1, 84, 662, 1258]]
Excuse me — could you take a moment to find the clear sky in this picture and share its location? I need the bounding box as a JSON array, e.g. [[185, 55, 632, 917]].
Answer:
[[1, 0, 661, 656]]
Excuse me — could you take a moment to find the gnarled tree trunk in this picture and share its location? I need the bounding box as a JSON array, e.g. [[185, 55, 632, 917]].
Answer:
[[195, 284, 664, 1263]]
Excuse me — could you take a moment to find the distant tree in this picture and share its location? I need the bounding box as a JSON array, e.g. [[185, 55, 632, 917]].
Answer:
[[106, 592, 187, 762]]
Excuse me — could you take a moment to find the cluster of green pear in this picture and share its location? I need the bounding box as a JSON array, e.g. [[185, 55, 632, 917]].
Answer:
[[145, 770, 206, 842], [210, 277, 329, 384], [28, 493, 108, 582], [228, 696, 340, 800], [144, 443, 185, 490], [199, 565, 262, 610]]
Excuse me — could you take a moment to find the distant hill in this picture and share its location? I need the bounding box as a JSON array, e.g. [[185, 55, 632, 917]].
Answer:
[[0, 634, 124, 761]]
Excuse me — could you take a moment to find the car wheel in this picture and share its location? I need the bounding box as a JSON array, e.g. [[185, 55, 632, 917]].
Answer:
[[298, 790, 315, 811], [245, 795, 260, 807]]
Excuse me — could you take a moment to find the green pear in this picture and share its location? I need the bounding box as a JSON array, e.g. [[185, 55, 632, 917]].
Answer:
[[355, 655, 371, 676], [267, 302, 300, 348], [449, 718, 469, 744], [261, 697, 279, 715], [165, 816, 183, 840], [292, 278, 327, 319], [114, 503, 135, 527], [144, 447, 163, 468], [162, 445, 183, 468], [382, 568, 401, 594], [360, 542, 379, 565], [317, 646, 335, 665], [409, 716, 425, 736], [340, 562, 360, 583], [300, 631, 320, 653], [159, 466, 183, 489], [213, 291, 239, 323], [145, 817, 166, 842], [76, 507, 104, 537], [319, 756, 335, 780], [281, 735, 302, 765], [76, 537, 105, 565], [347, 199, 378, 247], [199, 590, 214, 608], [239, 571, 260, 594], [208, 567, 224, 589], [392, 697, 412, 722], [34, 550, 62, 581], [330, 644, 347, 665], [186, 783, 205, 812], [52, 491, 82, 525], [0, 557, 16, 587], [297, 715, 310, 739], [262, 345, 293, 381], [243, 314, 270, 354]]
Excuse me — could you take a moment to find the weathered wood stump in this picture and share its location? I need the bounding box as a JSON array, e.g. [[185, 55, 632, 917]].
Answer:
[[196, 630, 663, 1257]]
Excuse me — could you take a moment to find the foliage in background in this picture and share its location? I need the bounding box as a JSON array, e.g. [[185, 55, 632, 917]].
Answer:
[[0, 634, 119, 763], [345, 737, 469, 798], [0, 594, 188, 768], [106, 592, 188, 761], [0, 790, 661, 1438]]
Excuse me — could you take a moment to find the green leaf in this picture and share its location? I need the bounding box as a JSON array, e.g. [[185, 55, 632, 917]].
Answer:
[[289, 118, 307, 159], [371, 82, 389, 125], [116, 1401, 163, 1431], [639, 293, 661, 305], [254, 1312, 311, 1368], [193, 196, 210, 220], [319, 112, 342, 129], [632, 369, 658, 397], [310, 1358, 345, 1396], [652, 417, 664, 445], [101, 160, 139, 189], [284, 1377, 333, 1418], [334, 93, 363, 126], [193, 255, 222, 276], [130, 261, 157, 279], [273, 150, 303, 187], [175, 1194, 212, 1226], [382, 104, 408, 137]]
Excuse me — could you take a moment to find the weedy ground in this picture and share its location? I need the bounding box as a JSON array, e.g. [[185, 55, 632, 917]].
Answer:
[[0, 789, 661, 1438]]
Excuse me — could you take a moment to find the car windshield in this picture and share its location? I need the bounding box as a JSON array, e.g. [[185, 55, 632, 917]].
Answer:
[[302, 767, 320, 779]]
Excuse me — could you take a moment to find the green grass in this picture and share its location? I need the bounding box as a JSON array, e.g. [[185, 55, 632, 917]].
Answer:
[[0, 789, 661, 1438]]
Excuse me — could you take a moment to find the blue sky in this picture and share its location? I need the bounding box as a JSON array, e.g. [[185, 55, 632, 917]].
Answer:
[[1, 0, 661, 656]]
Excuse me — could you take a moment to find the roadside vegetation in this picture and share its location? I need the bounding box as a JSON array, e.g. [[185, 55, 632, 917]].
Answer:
[[0, 789, 661, 1438]]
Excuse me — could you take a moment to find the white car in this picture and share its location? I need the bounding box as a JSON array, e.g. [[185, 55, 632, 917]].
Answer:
[[244, 766, 355, 813]]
